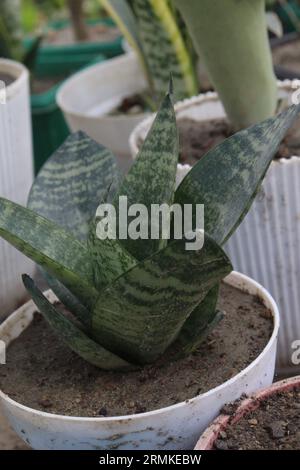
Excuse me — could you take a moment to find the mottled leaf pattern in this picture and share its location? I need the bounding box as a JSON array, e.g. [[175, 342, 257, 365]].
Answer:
[[175, 284, 220, 355], [43, 273, 91, 329], [0, 198, 98, 308], [28, 131, 118, 241], [23, 276, 133, 371], [92, 233, 232, 364], [102, 0, 152, 89], [113, 92, 178, 260], [133, 0, 197, 101], [88, 217, 137, 289], [175, 104, 300, 245]]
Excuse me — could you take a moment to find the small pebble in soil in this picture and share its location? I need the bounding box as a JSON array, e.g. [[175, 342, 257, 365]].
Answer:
[[266, 420, 286, 439]]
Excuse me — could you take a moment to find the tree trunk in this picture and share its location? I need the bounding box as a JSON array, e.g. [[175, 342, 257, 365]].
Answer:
[[67, 0, 88, 42]]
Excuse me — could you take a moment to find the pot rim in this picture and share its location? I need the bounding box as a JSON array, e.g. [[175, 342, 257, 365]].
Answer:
[[0, 271, 279, 423], [194, 375, 300, 450], [0, 58, 29, 101], [129, 79, 300, 165], [56, 51, 147, 122]]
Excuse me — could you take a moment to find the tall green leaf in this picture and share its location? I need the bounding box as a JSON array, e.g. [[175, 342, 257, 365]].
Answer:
[[102, 0, 152, 90], [133, 0, 198, 101], [92, 233, 232, 364], [175, 284, 220, 355], [113, 90, 178, 260], [175, 104, 300, 246], [23, 276, 133, 371], [0, 198, 97, 308], [88, 217, 137, 289], [28, 131, 118, 242], [43, 273, 91, 329]]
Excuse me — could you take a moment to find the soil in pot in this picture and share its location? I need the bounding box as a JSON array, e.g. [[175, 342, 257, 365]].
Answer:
[[214, 387, 300, 450], [45, 23, 120, 46], [0, 282, 273, 418], [109, 94, 149, 116], [177, 116, 300, 166], [0, 73, 15, 87], [272, 36, 300, 77]]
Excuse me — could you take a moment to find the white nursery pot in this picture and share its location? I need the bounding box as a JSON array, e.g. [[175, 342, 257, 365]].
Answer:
[[0, 59, 34, 319], [0, 272, 279, 450], [57, 52, 148, 170], [130, 81, 300, 377]]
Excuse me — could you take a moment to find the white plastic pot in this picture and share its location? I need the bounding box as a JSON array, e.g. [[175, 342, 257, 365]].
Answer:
[[57, 52, 148, 171], [0, 271, 279, 450], [0, 59, 34, 319], [130, 81, 300, 377]]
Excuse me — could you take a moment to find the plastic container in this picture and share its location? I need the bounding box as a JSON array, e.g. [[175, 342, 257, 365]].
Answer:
[[24, 18, 123, 78], [0, 272, 279, 450], [0, 59, 35, 318]]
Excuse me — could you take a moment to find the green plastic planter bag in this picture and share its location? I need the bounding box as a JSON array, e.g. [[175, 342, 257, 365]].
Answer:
[[31, 55, 106, 174], [274, 1, 300, 33], [24, 18, 123, 78]]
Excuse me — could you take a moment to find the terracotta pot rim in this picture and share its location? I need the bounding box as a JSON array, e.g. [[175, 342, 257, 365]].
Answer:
[[195, 375, 300, 450]]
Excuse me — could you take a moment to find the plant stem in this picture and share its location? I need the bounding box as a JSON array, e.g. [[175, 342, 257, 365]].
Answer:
[[67, 0, 88, 42], [174, 0, 277, 130]]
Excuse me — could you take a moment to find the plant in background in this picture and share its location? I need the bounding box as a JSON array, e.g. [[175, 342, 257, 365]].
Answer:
[[0, 89, 298, 370], [0, 0, 41, 71], [67, 0, 89, 40], [102, 0, 198, 103], [174, 0, 278, 130]]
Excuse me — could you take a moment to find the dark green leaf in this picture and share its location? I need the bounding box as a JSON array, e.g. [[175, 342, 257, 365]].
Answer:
[[102, 0, 152, 90], [28, 131, 118, 242], [113, 91, 178, 260], [92, 233, 232, 364], [175, 104, 300, 245], [133, 0, 197, 101], [23, 275, 133, 371], [174, 284, 220, 355], [88, 217, 137, 289], [0, 198, 97, 308], [44, 273, 91, 329]]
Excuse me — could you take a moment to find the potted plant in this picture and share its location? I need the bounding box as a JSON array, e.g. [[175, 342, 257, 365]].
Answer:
[[24, 0, 123, 77], [0, 58, 35, 319], [0, 87, 299, 449], [195, 375, 300, 450], [57, 0, 199, 162], [131, 0, 300, 376]]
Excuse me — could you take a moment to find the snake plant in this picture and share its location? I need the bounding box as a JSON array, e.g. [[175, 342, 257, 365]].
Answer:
[[102, 0, 198, 103], [174, 0, 278, 130], [0, 89, 299, 370]]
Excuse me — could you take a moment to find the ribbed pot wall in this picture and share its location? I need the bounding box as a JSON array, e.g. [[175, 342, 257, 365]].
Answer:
[[0, 59, 34, 319]]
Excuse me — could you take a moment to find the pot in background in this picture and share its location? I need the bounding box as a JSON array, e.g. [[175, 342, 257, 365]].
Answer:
[[0, 59, 35, 319], [0, 272, 279, 450], [57, 52, 149, 172], [194, 375, 300, 450], [130, 80, 300, 377]]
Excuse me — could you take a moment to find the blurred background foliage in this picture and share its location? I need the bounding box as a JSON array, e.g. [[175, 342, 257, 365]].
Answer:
[[20, 0, 108, 33]]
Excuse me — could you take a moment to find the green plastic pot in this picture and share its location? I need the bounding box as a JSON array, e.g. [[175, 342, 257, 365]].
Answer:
[[25, 18, 123, 78], [31, 55, 106, 174], [274, 0, 300, 33]]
